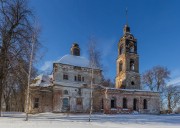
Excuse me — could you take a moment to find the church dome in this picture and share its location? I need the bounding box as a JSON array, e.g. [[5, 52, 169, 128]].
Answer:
[[56, 54, 90, 68]]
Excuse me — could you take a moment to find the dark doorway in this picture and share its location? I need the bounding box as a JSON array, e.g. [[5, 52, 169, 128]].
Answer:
[[123, 98, 127, 108], [111, 97, 116, 108], [101, 99, 104, 109], [133, 99, 137, 110], [62, 98, 69, 111], [143, 99, 147, 109]]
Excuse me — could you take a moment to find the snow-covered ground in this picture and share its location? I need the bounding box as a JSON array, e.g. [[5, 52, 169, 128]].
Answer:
[[0, 112, 180, 128]]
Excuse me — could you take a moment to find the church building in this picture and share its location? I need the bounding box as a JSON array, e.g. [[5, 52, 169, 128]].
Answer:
[[28, 23, 160, 114], [29, 44, 102, 113]]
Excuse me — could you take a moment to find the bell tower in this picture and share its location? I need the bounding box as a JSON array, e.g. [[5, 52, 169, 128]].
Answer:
[[115, 24, 140, 89]]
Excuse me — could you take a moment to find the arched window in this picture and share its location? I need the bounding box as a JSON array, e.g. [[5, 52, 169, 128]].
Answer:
[[111, 97, 116, 108], [129, 45, 134, 53], [133, 99, 137, 110], [129, 43, 135, 53], [64, 90, 68, 95], [143, 99, 147, 109], [131, 81, 135, 85], [119, 62, 123, 72], [119, 45, 124, 55], [130, 59, 135, 71], [123, 98, 127, 108]]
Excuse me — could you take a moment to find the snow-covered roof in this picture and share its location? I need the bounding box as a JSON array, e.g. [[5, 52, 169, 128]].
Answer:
[[55, 54, 90, 68], [30, 74, 53, 87]]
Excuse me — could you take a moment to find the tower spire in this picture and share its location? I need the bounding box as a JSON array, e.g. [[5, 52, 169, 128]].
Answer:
[[123, 8, 130, 34], [126, 8, 128, 25]]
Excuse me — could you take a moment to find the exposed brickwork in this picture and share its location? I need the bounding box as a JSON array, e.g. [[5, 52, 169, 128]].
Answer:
[[53, 89, 62, 112], [29, 86, 53, 113], [93, 88, 160, 114]]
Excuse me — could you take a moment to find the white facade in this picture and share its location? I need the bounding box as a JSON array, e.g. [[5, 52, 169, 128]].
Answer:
[[52, 54, 102, 112]]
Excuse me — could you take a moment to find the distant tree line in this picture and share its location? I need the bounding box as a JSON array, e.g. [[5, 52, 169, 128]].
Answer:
[[142, 66, 180, 113]]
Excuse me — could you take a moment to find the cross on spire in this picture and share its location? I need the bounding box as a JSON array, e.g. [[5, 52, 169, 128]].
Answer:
[[126, 8, 128, 25]]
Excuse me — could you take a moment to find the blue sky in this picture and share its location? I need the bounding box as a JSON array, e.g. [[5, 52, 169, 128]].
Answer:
[[30, 0, 180, 84]]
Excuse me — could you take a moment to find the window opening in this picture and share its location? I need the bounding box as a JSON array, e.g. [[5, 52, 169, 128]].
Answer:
[[123, 98, 127, 108]]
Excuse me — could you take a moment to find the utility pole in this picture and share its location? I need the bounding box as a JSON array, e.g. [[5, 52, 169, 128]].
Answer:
[[25, 35, 35, 121]]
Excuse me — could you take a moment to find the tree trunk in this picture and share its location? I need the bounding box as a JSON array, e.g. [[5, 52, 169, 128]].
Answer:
[[167, 94, 171, 113]]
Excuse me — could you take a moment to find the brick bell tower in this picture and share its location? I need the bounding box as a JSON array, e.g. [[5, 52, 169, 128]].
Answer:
[[115, 24, 140, 89]]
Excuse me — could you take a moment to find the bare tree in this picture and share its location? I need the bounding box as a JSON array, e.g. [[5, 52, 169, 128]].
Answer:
[[87, 37, 102, 122], [102, 78, 114, 88], [164, 85, 180, 112], [142, 66, 170, 91], [0, 0, 40, 116], [88, 37, 102, 69]]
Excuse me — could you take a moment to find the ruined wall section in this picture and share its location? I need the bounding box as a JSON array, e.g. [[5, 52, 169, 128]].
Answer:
[[93, 88, 160, 114], [29, 86, 53, 113]]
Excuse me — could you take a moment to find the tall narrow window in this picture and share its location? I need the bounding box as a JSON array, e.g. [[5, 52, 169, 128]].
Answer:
[[34, 98, 39, 108], [74, 76, 77, 81], [119, 45, 124, 55], [130, 59, 135, 71], [133, 99, 137, 110], [129, 44, 134, 53], [78, 88, 81, 96], [143, 99, 147, 109], [119, 62, 123, 72], [123, 98, 127, 108], [63, 74, 68, 80], [78, 75, 81, 81], [101, 99, 104, 109], [111, 97, 116, 108], [62, 98, 69, 109]]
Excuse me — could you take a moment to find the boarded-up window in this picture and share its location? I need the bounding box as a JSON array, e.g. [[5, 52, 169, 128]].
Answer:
[[76, 98, 82, 105], [34, 98, 39, 108]]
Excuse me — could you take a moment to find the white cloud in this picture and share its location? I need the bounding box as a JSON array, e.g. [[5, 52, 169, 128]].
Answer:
[[99, 38, 117, 58], [167, 69, 180, 86], [167, 77, 180, 86], [40, 61, 53, 72]]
